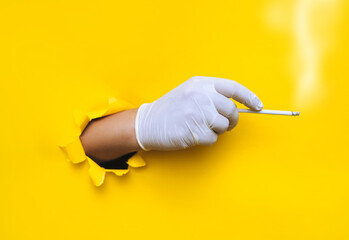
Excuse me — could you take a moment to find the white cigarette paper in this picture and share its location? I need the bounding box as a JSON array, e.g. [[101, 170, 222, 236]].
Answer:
[[238, 109, 300, 116]]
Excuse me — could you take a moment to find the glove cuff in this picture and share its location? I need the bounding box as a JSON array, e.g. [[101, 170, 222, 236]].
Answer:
[[135, 103, 151, 151]]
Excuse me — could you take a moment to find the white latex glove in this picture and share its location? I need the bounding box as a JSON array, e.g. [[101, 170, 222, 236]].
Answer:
[[135, 76, 263, 151]]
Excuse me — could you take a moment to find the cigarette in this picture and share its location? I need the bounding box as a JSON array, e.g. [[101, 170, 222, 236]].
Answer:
[[238, 109, 300, 116]]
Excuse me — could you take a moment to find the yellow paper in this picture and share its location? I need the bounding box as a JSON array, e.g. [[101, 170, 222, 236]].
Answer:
[[1, 0, 349, 239]]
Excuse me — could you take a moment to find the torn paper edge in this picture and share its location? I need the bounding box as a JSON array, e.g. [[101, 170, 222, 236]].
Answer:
[[59, 97, 146, 187]]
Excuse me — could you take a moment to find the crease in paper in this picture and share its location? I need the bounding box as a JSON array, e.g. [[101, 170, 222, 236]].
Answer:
[[59, 97, 145, 187]]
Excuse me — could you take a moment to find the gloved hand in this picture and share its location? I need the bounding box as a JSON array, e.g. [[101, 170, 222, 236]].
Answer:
[[135, 76, 263, 151]]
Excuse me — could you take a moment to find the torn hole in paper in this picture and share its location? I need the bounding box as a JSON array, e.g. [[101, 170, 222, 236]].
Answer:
[[59, 97, 146, 187]]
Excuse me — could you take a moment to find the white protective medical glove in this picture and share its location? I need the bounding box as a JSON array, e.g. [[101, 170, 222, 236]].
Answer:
[[135, 76, 263, 151]]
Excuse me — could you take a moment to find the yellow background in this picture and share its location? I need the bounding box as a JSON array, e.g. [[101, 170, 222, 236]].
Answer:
[[1, 0, 349, 239]]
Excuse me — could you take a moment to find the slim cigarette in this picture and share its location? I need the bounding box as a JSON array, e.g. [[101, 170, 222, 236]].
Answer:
[[238, 109, 300, 116]]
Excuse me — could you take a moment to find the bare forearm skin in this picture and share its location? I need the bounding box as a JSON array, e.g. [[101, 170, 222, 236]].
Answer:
[[80, 108, 141, 164]]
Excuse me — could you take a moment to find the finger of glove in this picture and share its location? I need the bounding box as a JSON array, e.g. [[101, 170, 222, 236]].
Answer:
[[210, 93, 239, 130], [212, 77, 263, 111], [197, 126, 218, 145], [228, 106, 239, 131], [195, 95, 229, 135], [210, 114, 229, 135]]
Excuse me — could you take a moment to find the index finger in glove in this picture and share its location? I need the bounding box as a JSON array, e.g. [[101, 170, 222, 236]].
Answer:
[[209, 77, 263, 111]]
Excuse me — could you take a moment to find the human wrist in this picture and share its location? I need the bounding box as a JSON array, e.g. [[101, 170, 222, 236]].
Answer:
[[80, 107, 141, 162], [135, 103, 151, 151], [125, 108, 142, 152]]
